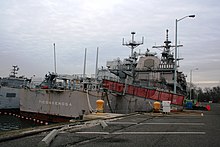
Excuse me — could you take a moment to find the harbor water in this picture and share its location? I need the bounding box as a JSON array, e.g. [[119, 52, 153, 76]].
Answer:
[[0, 114, 41, 132]]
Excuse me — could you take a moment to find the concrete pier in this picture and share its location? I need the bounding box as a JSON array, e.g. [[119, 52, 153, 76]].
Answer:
[[0, 103, 220, 147]]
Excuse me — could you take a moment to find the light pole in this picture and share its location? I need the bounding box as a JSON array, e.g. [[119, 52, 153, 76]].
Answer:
[[189, 68, 198, 99], [174, 14, 195, 94]]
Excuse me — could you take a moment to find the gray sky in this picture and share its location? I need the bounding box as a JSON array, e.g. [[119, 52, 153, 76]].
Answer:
[[0, 0, 220, 89]]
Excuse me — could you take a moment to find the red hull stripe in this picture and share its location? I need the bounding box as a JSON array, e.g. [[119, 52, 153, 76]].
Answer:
[[102, 79, 184, 106]]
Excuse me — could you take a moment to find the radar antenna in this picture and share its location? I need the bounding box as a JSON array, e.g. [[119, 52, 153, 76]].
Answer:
[[152, 29, 183, 65], [122, 32, 144, 58]]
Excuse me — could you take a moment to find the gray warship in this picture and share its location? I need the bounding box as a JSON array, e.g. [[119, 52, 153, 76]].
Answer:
[[0, 66, 31, 110], [20, 30, 187, 122], [101, 30, 186, 113]]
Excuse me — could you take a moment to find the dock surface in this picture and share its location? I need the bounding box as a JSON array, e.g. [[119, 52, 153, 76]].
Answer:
[[0, 103, 219, 147]]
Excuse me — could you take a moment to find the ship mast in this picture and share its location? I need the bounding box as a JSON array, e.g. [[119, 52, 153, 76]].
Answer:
[[122, 32, 144, 80], [53, 43, 57, 74], [83, 48, 87, 79], [95, 47, 99, 79], [10, 65, 19, 77], [152, 29, 183, 65]]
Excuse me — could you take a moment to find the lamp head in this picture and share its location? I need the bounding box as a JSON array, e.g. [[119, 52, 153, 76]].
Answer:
[[189, 15, 195, 18]]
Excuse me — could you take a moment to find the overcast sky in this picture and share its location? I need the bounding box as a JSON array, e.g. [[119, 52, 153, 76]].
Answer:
[[0, 0, 220, 89]]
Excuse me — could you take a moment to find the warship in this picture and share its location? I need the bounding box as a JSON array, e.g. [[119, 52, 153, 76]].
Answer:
[[102, 30, 186, 113], [20, 73, 103, 122], [20, 30, 187, 122], [0, 66, 31, 110]]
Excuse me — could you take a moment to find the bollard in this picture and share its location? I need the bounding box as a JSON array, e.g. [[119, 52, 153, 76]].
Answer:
[[96, 99, 104, 113], [153, 101, 161, 112]]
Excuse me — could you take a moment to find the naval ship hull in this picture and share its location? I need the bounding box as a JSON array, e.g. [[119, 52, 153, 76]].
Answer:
[[106, 92, 184, 113], [19, 89, 102, 122], [102, 79, 185, 113], [19, 79, 184, 123]]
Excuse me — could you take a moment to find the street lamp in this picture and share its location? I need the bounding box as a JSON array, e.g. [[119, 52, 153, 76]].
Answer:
[[190, 68, 198, 100], [174, 14, 195, 94]]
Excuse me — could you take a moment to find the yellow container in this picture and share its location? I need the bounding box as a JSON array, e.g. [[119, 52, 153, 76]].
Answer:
[[96, 99, 104, 113], [153, 101, 161, 112]]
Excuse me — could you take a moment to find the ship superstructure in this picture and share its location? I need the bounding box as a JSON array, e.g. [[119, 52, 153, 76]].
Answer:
[[105, 30, 187, 94]]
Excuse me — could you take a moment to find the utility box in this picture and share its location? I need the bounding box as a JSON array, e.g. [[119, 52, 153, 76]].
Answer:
[[162, 101, 171, 113], [186, 101, 193, 109]]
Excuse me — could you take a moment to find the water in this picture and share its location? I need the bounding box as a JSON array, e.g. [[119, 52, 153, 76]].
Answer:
[[0, 114, 41, 132]]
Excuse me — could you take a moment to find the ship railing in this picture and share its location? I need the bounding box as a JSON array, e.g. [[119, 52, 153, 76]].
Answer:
[[97, 75, 120, 82], [135, 67, 155, 71], [159, 64, 174, 69], [135, 64, 175, 71]]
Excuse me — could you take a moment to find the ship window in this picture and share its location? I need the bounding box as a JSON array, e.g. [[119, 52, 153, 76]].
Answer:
[[144, 59, 154, 68], [6, 93, 16, 97]]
